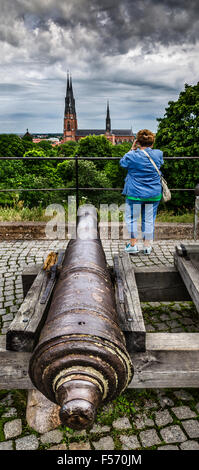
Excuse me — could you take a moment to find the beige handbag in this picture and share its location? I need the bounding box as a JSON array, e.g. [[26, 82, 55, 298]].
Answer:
[[142, 149, 171, 202]]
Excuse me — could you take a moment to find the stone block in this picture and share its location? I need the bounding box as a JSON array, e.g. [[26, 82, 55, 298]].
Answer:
[[182, 420, 199, 438], [40, 430, 63, 444], [157, 445, 179, 450], [134, 414, 154, 429], [89, 424, 110, 434], [69, 442, 91, 450], [15, 435, 39, 450], [160, 425, 186, 443], [112, 417, 131, 430], [26, 389, 61, 433], [155, 410, 173, 427], [139, 429, 161, 448], [49, 444, 67, 450], [180, 440, 199, 450], [92, 436, 115, 450], [4, 419, 22, 439], [119, 434, 140, 450], [0, 441, 13, 450], [172, 406, 196, 420]]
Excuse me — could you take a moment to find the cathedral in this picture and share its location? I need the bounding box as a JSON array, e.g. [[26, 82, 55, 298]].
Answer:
[[62, 73, 134, 145]]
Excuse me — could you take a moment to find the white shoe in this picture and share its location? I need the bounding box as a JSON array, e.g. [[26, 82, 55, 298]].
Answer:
[[125, 243, 139, 254], [143, 245, 152, 255]]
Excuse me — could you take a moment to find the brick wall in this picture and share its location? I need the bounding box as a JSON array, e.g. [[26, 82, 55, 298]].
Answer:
[[0, 221, 194, 241]]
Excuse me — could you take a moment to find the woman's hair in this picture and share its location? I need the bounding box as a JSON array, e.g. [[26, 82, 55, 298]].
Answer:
[[136, 129, 155, 147]]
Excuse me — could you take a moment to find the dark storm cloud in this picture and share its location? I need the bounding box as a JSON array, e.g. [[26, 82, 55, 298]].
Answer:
[[1, 0, 199, 53], [0, 0, 199, 133]]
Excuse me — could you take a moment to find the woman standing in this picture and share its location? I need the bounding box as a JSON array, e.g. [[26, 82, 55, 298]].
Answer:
[[120, 129, 163, 254]]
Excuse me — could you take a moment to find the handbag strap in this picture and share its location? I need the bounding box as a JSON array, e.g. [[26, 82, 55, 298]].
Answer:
[[141, 149, 161, 177]]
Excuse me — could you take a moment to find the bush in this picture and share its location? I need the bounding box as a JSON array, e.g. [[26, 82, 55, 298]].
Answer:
[[57, 159, 114, 205], [76, 135, 113, 170], [155, 82, 199, 211]]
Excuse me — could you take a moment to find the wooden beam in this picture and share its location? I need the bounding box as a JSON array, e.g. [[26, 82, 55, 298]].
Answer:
[[1, 333, 199, 389], [134, 266, 191, 302], [22, 265, 42, 298], [113, 254, 146, 353], [6, 268, 50, 352], [7, 250, 66, 352], [174, 252, 199, 313], [176, 244, 199, 256], [22, 260, 193, 304], [146, 332, 199, 350], [0, 337, 33, 389], [129, 333, 199, 388]]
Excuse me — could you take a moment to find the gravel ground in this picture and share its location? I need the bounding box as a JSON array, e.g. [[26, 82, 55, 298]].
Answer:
[[0, 238, 199, 451]]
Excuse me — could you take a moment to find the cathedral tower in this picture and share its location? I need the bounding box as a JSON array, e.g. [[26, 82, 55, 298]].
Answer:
[[63, 72, 78, 142], [106, 101, 111, 133]]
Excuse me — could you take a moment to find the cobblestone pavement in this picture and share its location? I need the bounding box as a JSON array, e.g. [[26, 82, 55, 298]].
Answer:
[[0, 239, 199, 451]]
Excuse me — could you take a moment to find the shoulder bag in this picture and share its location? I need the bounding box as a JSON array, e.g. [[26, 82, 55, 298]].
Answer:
[[141, 149, 171, 202]]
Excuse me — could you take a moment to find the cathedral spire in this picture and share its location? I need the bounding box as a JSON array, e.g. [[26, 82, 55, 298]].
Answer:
[[70, 73, 76, 116], [63, 71, 78, 141], [106, 100, 111, 133], [65, 71, 76, 116]]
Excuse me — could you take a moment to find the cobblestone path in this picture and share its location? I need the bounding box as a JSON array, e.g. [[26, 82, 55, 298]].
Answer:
[[0, 239, 199, 450]]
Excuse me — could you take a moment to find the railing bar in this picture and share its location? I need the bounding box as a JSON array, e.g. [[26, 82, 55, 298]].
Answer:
[[0, 157, 199, 161], [0, 188, 195, 192], [75, 154, 79, 211]]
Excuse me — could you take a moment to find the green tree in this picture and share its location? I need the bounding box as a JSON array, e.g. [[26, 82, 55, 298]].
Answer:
[[76, 135, 113, 170], [57, 159, 114, 205], [11, 148, 62, 207], [0, 134, 26, 158], [104, 142, 132, 188], [0, 135, 26, 205], [36, 140, 53, 151], [155, 82, 199, 211], [57, 141, 78, 158]]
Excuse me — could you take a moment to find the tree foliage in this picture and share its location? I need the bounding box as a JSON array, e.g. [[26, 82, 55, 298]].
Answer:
[[57, 159, 113, 205], [76, 135, 113, 170], [155, 82, 199, 211], [57, 141, 78, 158]]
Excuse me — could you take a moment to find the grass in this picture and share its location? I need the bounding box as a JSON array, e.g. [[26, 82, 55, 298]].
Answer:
[[0, 206, 51, 222], [156, 209, 194, 223], [0, 205, 195, 223]]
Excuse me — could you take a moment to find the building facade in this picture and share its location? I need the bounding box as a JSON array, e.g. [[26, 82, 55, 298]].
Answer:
[[62, 73, 134, 145]]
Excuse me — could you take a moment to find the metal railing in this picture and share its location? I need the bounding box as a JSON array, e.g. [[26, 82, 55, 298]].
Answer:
[[0, 154, 199, 238], [0, 154, 198, 210]]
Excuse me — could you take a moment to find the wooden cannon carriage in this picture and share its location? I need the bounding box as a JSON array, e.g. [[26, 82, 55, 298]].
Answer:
[[0, 239, 199, 428], [1, 242, 199, 388]]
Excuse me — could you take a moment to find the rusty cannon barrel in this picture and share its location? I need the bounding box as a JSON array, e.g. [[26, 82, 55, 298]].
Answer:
[[29, 206, 133, 430]]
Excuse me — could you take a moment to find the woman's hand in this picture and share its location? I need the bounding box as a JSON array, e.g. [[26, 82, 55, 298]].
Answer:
[[131, 139, 139, 150]]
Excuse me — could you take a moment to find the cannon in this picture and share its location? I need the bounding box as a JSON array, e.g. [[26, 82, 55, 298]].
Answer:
[[3, 216, 199, 433], [29, 207, 133, 430]]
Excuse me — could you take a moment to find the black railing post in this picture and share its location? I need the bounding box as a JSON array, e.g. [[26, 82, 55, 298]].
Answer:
[[75, 153, 79, 221], [194, 183, 199, 240]]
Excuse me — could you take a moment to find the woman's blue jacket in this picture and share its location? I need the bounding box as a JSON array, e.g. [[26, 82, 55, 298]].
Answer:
[[119, 147, 164, 199]]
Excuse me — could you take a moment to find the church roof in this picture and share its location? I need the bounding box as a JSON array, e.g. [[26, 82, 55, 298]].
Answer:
[[76, 129, 133, 137], [112, 129, 133, 136]]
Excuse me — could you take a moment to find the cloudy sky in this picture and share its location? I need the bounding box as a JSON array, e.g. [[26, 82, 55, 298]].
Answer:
[[0, 0, 199, 134]]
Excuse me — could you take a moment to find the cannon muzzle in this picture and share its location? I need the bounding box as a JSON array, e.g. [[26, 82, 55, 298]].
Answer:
[[29, 206, 133, 430]]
